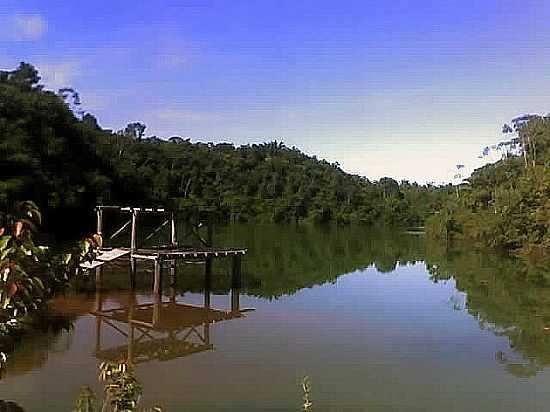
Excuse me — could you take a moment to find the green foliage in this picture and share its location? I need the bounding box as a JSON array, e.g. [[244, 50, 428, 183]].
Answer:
[[0, 201, 100, 375], [73, 362, 161, 412], [427, 115, 550, 255], [0, 63, 441, 234], [301, 376, 313, 412]]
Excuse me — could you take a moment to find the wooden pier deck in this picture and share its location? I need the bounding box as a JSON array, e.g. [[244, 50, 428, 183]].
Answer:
[[85, 205, 247, 295], [131, 246, 246, 260]]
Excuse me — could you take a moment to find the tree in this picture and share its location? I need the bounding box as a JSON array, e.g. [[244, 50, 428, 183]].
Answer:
[[0, 62, 41, 90], [122, 122, 147, 140]]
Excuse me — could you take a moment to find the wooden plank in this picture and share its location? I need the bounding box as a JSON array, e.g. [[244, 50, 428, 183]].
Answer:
[[97, 248, 130, 262], [132, 254, 159, 261], [80, 260, 104, 269]]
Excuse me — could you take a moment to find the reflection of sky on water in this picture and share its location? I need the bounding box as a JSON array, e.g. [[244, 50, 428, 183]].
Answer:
[[3, 258, 550, 412]]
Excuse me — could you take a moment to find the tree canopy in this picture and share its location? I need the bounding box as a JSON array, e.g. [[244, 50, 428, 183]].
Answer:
[[0, 63, 443, 236]]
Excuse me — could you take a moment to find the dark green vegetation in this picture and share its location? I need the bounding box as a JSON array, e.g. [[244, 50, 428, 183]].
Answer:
[[1, 62, 548, 254], [0, 201, 98, 374], [1, 63, 443, 237], [427, 114, 550, 256], [94, 224, 428, 300]]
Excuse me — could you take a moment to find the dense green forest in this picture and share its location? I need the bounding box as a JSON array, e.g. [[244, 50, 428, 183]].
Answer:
[[426, 114, 550, 256], [0, 63, 445, 237], [1, 62, 548, 256]]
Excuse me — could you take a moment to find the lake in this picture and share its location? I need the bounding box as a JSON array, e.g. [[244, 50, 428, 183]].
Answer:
[[2, 224, 550, 411]]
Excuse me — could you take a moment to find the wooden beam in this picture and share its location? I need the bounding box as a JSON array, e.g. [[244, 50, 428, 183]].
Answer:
[[170, 213, 177, 247], [232, 255, 242, 288], [96, 208, 103, 235], [130, 209, 138, 252], [153, 259, 162, 295]]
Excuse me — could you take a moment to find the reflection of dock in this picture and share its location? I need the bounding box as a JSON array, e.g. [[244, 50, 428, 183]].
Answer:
[[92, 284, 247, 365]]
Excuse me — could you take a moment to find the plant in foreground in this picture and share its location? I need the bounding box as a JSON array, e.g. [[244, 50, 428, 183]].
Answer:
[[302, 376, 313, 412], [73, 362, 161, 412]]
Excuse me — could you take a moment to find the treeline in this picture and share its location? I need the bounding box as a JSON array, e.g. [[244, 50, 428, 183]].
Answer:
[[0, 63, 444, 236], [426, 114, 550, 256]]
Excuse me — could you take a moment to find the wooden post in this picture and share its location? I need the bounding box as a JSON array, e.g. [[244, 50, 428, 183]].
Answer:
[[94, 286, 103, 352], [95, 266, 103, 289], [203, 322, 210, 345], [169, 260, 177, 287], [130, 209, 138, 253], [231, 287, 240, 313], [169, 285, 176, 303], [231, 255, 242, 289], [130, 258, 137, 289], [153, 292, 161, 326], [127, 292, 135, 365], [205, 256, 212, 281], [170, 213, 177, 247], [153, 258, 162, 295], [96, 208, 103, 236], [204, 273, 211, 309]]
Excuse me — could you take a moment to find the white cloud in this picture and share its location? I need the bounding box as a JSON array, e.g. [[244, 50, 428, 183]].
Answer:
[[0, 14, 47, 41]]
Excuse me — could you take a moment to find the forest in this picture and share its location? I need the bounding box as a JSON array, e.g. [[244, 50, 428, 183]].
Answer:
[[426, 113, 550, 257], [1, 62, 548, 257], [0, 63, 447, 238]]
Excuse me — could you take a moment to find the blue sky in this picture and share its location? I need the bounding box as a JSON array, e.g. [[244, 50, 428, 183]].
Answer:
[[1, 0, 550, 183]]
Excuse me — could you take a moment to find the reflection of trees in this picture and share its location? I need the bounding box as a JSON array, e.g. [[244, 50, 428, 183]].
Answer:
[[218, 224, 426, 298], [68, 223, 550, 379], [0, 400, 26, 412], [90, 224, 427, 300], [426, 245, 550, 377], [3, 312, 74, 378]]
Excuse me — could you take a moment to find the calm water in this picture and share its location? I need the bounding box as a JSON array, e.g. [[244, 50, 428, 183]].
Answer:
[[2, 224, 550, 411]]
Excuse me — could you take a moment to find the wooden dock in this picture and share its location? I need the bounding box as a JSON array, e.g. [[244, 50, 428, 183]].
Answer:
[[83, 205, 247, 295]]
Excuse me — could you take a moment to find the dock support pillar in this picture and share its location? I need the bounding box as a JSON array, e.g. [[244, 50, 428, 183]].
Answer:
[[127, 292, 135, 365], [153, 293, 161, 327], [94, 287, 103, 352], [231, 255, 242, 289], [169, 260, 177, 286], [129, 257, 137, 289], [153, 259, 163, 295], [231, 288, 240, 314], [95, 266, 103, 289], [170, 213, 177, 247], [96, 208, 103, 236], [205, 256, 212, 280], [130, 209, 138, 253], [204, 272, 211, 309]]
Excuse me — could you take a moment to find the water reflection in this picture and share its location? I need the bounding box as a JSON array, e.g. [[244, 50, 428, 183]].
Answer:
[[426, 248, 550, 377], [48, 226, 550, 379], [3, 225, 550, 411], [92, 284, 246, 365]]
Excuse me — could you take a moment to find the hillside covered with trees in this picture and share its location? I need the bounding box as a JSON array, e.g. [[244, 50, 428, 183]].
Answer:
[[0, 63, 444, 236], [427, 114, 550, 257]]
